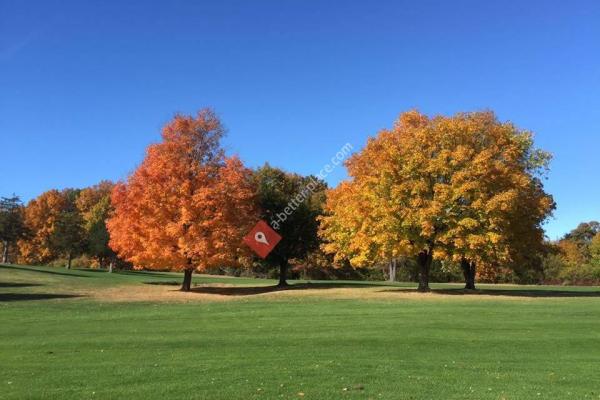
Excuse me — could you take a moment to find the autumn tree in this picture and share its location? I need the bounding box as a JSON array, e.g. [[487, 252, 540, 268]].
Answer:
[[0, 196, 28, 263], [253, 164, 327, 286], [590, 233, 600, 265], [76, 181, 116, 269], [560, 221, 600, 264], [558, 239, 588, 267], [18, 189, 70, 264], [107, 109, 257, 291], [432, 114, 554, 288], [480, 179, 554, 285], [564, 221, 600, 245], [320, 110, 554, 291], [50, 209, 87, 269], [540, 224, 600, 285]]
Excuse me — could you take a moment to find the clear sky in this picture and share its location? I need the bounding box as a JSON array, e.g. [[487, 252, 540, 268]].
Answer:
[[1, 0, 599, 240]]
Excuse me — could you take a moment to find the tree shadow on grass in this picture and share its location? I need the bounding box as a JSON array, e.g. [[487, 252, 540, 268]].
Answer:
[[190, 285, 283, 296], [0, 293, 82, 302], [0, 282, 43, 288], [187, 282, 385, 296], [380, 288, 600, 298], [119, 270, 178, 278], [144, 281, 181, 286], [73, 268, 109, 273], [0, 264, 91, 278]]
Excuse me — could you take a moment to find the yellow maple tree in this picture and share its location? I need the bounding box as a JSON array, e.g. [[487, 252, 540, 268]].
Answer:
[[320, 110, 554, 291]]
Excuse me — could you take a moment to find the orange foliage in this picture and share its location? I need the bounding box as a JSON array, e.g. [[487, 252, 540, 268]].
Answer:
[[18, 190, 69, 263], [107, 109, 258, 274], [558, 240, 588, 267]]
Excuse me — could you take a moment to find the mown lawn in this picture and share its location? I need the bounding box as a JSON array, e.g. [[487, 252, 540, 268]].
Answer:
[[1, 264, 600, 399]]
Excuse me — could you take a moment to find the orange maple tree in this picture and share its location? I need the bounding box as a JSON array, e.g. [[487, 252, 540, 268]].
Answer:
[[18, 189, 70, 264], [107, 109, 258, 290]]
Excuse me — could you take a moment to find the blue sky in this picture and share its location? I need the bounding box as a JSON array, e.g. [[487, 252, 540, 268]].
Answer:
[[1, 0, 599, 240]]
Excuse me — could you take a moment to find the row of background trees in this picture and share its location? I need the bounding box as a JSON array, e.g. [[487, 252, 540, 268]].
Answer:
[[1, 182, 116, 270], [1, 109, 599, 290]]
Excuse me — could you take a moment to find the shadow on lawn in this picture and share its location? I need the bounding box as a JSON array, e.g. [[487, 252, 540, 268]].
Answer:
[[74, 268, 110, 273], [0, 293, 82, 302], [119, 270, 178, 278], [187, 282, 384, 296], [0, 282, 43, 288], [142, 279, 600, 298], [0, 264, 91, 278], [381, 288, 600, 298]]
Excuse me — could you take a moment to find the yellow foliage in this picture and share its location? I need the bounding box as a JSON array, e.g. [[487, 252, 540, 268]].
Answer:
[[319, 110, 555, 277]]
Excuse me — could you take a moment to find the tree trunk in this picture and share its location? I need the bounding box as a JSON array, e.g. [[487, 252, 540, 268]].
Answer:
[[278, 259, 289, 287], [461, 259, 476, 290], [2, 241, 9, 264], [388, 259, 397, 283], [108, 254, 117, 273], [417, 250, 432, 292], [181, 268, 193, 292], [66, 252, 72, 269]]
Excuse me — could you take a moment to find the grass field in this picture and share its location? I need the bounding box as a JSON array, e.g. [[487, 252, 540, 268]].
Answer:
[[1, 264, 600, 399]]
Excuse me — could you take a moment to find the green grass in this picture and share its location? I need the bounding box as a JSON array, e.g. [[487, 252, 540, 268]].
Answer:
[[2, 264, 600, 399]]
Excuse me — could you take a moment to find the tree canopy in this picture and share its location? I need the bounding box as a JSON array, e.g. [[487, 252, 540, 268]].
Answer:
[[0, 196, 27, 263], [253, 164, 327, 285], [76, 181, 115, 266], [107, 109, 258, 290], [319, 110, 554, 291], [18, 189, 72, 264]]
